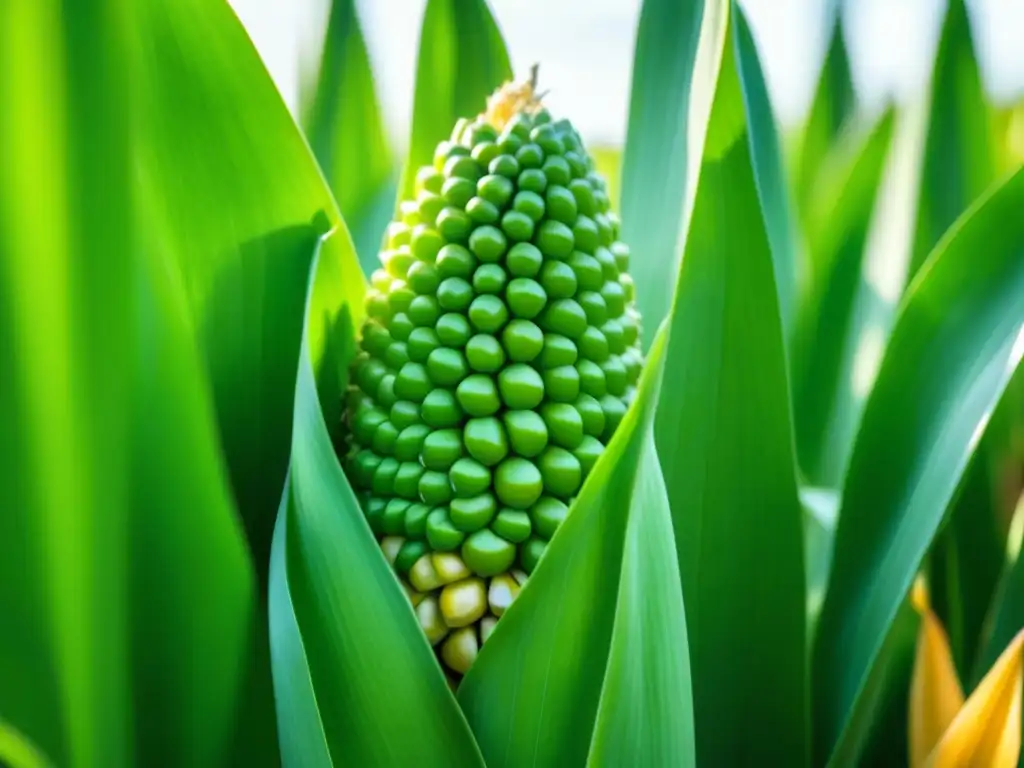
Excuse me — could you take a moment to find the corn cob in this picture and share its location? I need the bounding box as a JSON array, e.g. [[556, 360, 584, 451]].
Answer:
[[341, 68, 643, 684]]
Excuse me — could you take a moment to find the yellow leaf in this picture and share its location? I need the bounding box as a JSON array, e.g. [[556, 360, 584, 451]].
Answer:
[[909, 577, 966, 767], [925, 627, 1024, 768]]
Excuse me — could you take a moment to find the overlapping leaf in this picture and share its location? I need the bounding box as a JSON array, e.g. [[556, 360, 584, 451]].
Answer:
[[792, 108, 897, 486], [0, 3, 260, 765], [812, 167, 1024, 766], [301, 0, 396, 274], [459, 330, 694, 768], [909, 0, 996, 281], [791, 0, 855, 220], [268, 232, 485, 768], [654, 2, 807, 764], [619, 0, 705, 349], [399, 0, 512, 202]]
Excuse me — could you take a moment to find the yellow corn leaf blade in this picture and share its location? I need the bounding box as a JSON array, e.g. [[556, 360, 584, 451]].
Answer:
[[925, 628, 1024, 768], [909, 580, 966, 766]]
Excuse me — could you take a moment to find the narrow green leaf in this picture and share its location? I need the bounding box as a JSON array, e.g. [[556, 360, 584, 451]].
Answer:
[[655, 2, 807, 763], [0, 1, 134, 762], [268, 490, 332, 768], [978, 491, 1024, 680], [619, 0, 704, 349], [792, 109, 897, 486], [302, 0, 396, 275], [929, 396, 1017, 682], [812, 167, 1024, 765], [586, 430, 695, 767], [792, 0, 855, 216], [269, 232, 485, 767], [460, 330, 694, 768], [399, 0, 511, 202], [134, 0, 363, 586], [734, 5, 802, 342], [910, 0, 996, 280]]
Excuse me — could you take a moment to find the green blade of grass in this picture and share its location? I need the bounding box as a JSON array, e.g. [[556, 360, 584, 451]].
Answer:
[[791, 109, 896, 486], [619, 0, 704, 350], [301, 0, 396, 275], [398, 0, 511, 202], [910, 0, 996, 281], [268, 232, 485, 767], [460, 329, 695, 768], [791, 0, 855, 219], [928, 368, 1021, 683], [811, 166, 1024, 765], [654, 2, 807, 763]]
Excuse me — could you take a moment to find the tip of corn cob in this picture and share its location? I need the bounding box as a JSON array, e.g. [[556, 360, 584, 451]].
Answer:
[[483, 63, 546, 132]]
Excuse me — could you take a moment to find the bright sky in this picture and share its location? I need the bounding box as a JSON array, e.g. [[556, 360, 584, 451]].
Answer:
[[230, 0, 1024, 147]]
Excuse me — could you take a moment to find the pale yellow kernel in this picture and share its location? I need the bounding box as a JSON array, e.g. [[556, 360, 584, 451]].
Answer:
[[410, 554, 444, 592], [416, 596, 449, 645], [480, 615, 498, 643], [511, 569, 529, 586], [441, 626, 479, 675], [439, 578, 487, 628], [487, 573, 520, 617], [381, 536, 405, 565], [432, 552, 471, 584]]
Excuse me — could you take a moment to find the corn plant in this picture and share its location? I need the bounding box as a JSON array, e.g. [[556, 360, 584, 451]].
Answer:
[[1, 0, 1022, 766]]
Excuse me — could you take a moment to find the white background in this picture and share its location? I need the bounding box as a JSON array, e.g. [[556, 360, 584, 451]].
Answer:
[[228, 0, 1024, 146]]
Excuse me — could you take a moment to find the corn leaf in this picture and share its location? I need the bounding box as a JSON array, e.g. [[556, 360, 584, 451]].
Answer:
[[791, 0, 855, 219], [0, 2, 259, 764], [654, 1, 807, 763], [792, 108, 897, 486], [268, 231, 485, 767], [811, 166, 1024, 765], [301, 0, 396, 275], [133, 0, 363, 589], [909, 0, 996, 282], [459, 329, 695, 768], [399, 0, 511, 202], [619, 0, 704, 350]]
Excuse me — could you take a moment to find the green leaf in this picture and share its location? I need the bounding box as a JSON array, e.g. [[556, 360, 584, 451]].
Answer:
[[733, 5, 802, 343], [791, 0, 855, 217], [0, 2, 260, 764], [134, 0, 363, 586], [811, 166, 1024, 766], [0, 1, 135, 762], [459, 329, 695, 768], [130, 235, 258, 768], [792, 108, 897, 486], [978, 492, 1024, 680], [268, 233, 485, 767], [302, 0, 396, 275], [929, 416, 1015, 682], [398, 0, 512, 202], [619, 0, 705, 349], [910, 0, 996, 280], [654, 2, 807, 763]]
